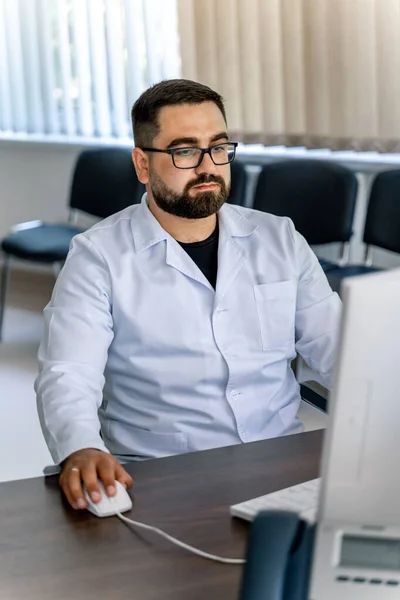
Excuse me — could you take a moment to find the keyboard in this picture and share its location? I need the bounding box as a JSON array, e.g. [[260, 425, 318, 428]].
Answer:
[[230, 478, 321, 523]]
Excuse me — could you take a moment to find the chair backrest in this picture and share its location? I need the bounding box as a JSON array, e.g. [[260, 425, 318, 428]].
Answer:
[[227, 160, 247, 206], [363, 169, 400, 254], [252, 159, 358, 245], [69, 148, 145, 219]]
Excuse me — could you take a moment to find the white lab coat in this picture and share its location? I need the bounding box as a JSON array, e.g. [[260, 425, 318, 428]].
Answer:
[[35, 195, 341, 464]]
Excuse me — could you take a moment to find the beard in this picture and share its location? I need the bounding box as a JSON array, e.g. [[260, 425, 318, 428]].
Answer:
[[149, 171, 230, 219]]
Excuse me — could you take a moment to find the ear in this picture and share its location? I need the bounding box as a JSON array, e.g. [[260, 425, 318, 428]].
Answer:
[[132, 148, 150, 184]]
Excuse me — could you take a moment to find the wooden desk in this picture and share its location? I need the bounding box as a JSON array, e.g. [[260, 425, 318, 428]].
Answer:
[[0, 430, 323, 600]]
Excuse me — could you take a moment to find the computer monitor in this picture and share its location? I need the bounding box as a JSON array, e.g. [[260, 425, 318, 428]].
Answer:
[[310, 268, 400, 599]]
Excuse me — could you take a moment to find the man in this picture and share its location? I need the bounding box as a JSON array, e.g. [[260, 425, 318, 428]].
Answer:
[[36, 79, 341, 511]]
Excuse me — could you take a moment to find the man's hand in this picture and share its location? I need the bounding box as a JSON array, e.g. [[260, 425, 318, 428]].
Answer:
[[59, 448, 133, 510]]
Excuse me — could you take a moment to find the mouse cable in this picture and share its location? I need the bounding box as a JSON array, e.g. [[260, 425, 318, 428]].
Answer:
[[116, 512, 246, 565]]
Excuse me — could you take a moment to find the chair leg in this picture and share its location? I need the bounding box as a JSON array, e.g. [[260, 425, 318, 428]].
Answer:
[[0, 255, 11, 342]]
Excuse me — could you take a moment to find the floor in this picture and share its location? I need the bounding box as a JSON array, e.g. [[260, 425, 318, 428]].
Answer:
[[0, 268, 326, 484], [0, 269, 53, 482]]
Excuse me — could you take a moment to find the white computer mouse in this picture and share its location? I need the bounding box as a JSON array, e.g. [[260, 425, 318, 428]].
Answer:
[[83, 480, 132, 517]]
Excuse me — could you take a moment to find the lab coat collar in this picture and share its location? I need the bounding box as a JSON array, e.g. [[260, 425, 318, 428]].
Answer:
[[216, 204, 258, 301], [130, 194, 258, 295], [131, 193, 258, 255], [218, 201, 258, 238], [131, 195, 168, 254]]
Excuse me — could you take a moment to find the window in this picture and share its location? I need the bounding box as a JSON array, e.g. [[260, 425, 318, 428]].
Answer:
[[0, 0, 181, 138]]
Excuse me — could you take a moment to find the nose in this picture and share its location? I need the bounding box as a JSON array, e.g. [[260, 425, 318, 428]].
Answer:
[[194, 150, 219, 176]]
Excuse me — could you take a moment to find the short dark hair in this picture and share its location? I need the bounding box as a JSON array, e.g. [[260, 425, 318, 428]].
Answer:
[[131, 79, 227, 147]]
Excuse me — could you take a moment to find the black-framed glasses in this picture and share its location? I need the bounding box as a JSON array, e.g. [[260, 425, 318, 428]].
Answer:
[[140, 142, 238, 169]]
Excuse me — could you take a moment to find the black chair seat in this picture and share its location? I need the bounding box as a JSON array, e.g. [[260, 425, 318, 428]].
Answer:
[[1, 224, 82, 263], [318, 259, 338, 273], [327, 264, 382, 295], [328, 264, 381, 278]]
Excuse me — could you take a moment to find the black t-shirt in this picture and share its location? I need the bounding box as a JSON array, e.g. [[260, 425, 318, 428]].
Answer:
[[178, 222, 219, 289]]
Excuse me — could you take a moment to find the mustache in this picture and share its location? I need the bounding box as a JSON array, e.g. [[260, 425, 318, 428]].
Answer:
[[185, 174, 226, 192]]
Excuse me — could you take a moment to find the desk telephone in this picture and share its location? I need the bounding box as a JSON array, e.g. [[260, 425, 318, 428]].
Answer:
[[239, 511, 315, 600]]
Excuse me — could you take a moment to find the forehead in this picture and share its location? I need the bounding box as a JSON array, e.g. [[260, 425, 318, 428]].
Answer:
[[156, 102, 227, 143]]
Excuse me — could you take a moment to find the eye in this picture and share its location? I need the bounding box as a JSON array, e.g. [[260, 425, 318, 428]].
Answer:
[[174, 148, 197, 157], [212, 145, 227, 153]]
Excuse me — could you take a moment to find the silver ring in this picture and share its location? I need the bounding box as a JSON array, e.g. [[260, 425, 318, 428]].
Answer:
[[69, 467, 80, 474]]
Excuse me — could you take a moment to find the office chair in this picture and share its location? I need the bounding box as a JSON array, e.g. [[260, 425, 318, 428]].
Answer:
[[252, 160, 358, 272], [0, 147, 145, 341], [227, 160, 247, 206], [326, 169, 400, 294]]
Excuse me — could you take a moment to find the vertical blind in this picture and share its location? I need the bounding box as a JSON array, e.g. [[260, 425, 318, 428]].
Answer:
[[4, 0, 400, 152], [0, 0, 181, 138], [177, 0, 400, 152]]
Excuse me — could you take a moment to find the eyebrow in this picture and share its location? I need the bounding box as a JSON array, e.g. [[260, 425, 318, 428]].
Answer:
[[166, 132, 229, 149]]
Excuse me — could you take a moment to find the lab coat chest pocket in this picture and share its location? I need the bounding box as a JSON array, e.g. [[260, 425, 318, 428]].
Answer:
[[254, 281, 296, 351]]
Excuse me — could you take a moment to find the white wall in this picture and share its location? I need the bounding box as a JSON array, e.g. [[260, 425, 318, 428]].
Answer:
[[0, 141, 85, 238]]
